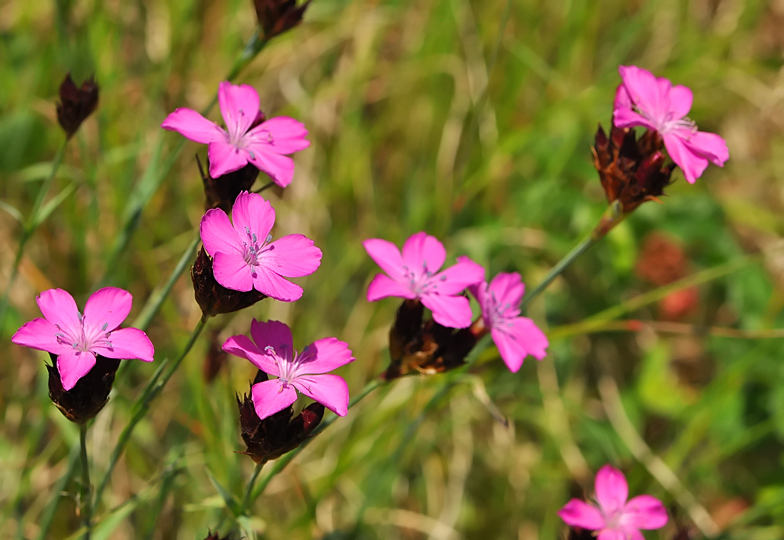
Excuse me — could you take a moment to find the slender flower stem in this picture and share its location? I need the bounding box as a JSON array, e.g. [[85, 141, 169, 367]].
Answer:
[[244, 377, 384, 508], [94, 315, 209, 508], [79, 424, 92, 540], [520, 201, 624, 311], [241, 463, 264, 510], [0, 138, 68, 329]]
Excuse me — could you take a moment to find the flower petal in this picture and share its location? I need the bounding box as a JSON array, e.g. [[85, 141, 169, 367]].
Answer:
[[432, 256, 485, 296], [597, 530, 626, 540], [363, 238, 407, 280], [57, 349, 97, 391], [402, 232, 446, 274], [420, 294, 473, 329], [487, 272, 525, 317], [94, 327, 154, 361], [12, 317, 72, 355], [557, 499, 605, 530], [200, 208, 241, 257], [247, 150, 295, 187], [367, 273, 417, 302], [261, 234, 322, 277], [246, 117, 311, 153], [161, 108, 225, 144], [223, 334, 281, 376], [37, 288, 81, 332], [663, 132, 708, 184], [618, 65, 668, 124], [669, 84, 693, 119], [595, 465, 629, 515], [230, 191, 276, 243], [292, 374, 350, 416], [251, 379, 298, 421], [250, 319, 294, 361], [83, 287, 132, 336], [208, 141, 249, 178], [218, 81, 260, 141], [212, 251, 254, 292], [491, 317, 548, 373], [251, 266, 304, 302], [622, 495, 669, 530], [295, 338, 355, 376], [683, 131, 729, 167]]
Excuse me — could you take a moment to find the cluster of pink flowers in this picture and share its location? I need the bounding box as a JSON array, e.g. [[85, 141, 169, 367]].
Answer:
[[364, 232, 550, 372]]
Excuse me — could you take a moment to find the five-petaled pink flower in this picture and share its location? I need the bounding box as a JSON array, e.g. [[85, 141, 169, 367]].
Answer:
[[613, 65, 729, 184], [223, 319, 354, 420], [469, 273, 548, 372], [11, 288, 155, 391], [200, 191, 322, 302], [558, 464, 668, 540], [363, 232, 485, 329], [161, 81, 310, 187]]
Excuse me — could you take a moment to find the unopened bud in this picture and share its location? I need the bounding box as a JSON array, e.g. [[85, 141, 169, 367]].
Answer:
[[46, 353, 120, 424], [191, 248, 267, 316], [252, 0, 311, 40], [56, 73, 99, 138]]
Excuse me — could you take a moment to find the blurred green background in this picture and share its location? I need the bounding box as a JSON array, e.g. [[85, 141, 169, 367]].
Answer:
[[2, 0, 784, 538]]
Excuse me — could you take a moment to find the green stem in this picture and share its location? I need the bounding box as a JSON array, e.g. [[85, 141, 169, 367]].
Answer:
[[93, 315, 209, 508], [79, 424, 92, 540], [520, 201, 624, 311], [0, 138, 68, 329], [245, 377, 384, 508], [241, 463, 264, 511]]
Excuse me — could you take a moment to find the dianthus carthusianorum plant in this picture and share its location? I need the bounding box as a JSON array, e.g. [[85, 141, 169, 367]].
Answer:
[[8, 1, 780, 539]]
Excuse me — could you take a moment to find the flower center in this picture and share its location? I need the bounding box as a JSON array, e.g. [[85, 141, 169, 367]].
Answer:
[[241, 226, 272, 267], [227, 108, 251, 147], [54, 312, 112, 354], [264, 344, 300, 385], [485, 291, 514, 330], [402, 262, 446, 296]]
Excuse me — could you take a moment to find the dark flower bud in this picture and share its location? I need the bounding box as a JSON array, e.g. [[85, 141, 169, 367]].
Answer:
[[191, 247, 267, 316], [202, 530, 231, 540], [563, 527, 595, 540], [56, 73, 99, 138], [592, 123, 675, 214], [384, 299, 480, 380], [237, 371, 325, 463], [46, 353, 120, 424], [253, 0, 311, 40]]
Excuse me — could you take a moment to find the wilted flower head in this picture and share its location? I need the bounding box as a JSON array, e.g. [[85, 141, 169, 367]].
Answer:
[[162, 81, 310, 186], [613, 65, 729, 184], [592, 122, 675, 214], [558, 465, 668, 540], [12, 287, 154, 391], [469, 273, 548, 373], [197, 155, 260, 213], [199, 191, 322, 302], [56, 73, 99, 138], [364, 232, 485, 328], [46, 353, 120, 424], [253, 0, 312, 40], [191, 247, 267, 316], [237, 370, 325, 463], [223, 319, 354, 420]]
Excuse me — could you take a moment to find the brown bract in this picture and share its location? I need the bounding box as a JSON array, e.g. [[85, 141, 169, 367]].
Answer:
[[198, 158, 260, 214], [202, 530, 231, 540], [593, 123, 675, 213], [46, 353, 120, 424], [384, 299, 481, 379], [56, 73, 99, 138], [237, 371, 325, 463], [191, 248, 267, 316], [253, 0, 312, 40]]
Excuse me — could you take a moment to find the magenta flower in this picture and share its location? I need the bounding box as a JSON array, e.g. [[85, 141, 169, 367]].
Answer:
[[223, 319, 354, 420], [559, 465, 668, 540], [469, 273, 548, 372], [161, 81, 310, 187], [11, 288, 155, 391], [613, 65, 729, 184], [363, 232, 485, 329], [200, 191, 322, 302]]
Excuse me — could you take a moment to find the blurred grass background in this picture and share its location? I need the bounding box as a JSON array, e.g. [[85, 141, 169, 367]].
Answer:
[[2, 0, 784, 538]]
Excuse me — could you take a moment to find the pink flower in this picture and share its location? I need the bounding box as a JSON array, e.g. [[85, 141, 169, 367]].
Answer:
[[200, 191, 322, 302], [558, 465, 668, 540], [11, 288, 155, 391], [223, 319, 354, 420], [161, 81, 310, 187], [363, 232, 485, 329], [613, 65, 729, 184], [469, 273, 548, 372]]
